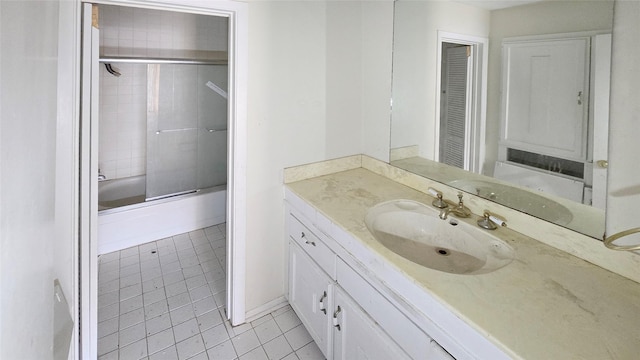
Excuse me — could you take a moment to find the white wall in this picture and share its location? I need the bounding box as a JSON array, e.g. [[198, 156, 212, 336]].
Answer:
[[244, 0, 393, 313], [390, 1, 490, 160], [1, 1, 73, 358]]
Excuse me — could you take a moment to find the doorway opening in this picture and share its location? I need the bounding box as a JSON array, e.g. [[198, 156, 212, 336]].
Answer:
[[79, 1, 247, 358], [434, 32, 488, 174]]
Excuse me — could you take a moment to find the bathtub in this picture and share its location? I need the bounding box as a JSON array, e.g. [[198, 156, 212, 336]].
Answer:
[[98, 175, 226, 254], [98, 175, 147, 210]]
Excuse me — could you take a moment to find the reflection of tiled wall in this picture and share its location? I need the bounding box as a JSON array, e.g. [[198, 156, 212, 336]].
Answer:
[[98, 5, 228, 180]]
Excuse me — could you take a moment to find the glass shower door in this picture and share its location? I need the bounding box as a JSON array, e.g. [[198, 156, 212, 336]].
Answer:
[[146, 63, 227, 200]]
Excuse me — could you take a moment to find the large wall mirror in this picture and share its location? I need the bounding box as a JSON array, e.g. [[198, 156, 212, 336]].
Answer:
[[390, 0, 614, 239]]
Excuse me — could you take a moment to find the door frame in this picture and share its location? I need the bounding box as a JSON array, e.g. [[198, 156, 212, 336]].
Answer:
[[434, 31, 488, 174], [77, 1, 248, 358]]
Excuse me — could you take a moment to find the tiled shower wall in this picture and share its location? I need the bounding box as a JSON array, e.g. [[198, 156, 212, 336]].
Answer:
[[98, 5, 228, 180]]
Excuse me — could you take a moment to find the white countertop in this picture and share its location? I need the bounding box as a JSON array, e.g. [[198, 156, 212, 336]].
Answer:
[[286, 167, 640, 359]]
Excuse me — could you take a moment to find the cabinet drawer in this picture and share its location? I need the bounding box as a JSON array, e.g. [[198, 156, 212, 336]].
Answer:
[[336, 259, 431, 360], [289, 215, 336, 279]]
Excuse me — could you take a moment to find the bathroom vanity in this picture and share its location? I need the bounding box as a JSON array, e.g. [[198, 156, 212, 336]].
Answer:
[[284, 159, 640, 359]]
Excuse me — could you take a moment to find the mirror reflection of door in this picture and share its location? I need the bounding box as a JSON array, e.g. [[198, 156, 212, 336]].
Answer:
[[439, 43, 472, 170]]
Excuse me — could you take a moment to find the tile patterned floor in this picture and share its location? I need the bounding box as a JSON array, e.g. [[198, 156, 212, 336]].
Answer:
[[97, 224, 324, 360]]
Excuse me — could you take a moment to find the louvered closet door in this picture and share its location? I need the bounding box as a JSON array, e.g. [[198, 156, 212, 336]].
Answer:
[[439, 45, 470, 169]]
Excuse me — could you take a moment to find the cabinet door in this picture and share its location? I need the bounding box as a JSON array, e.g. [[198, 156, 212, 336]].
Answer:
[[501, 37, 590, 160], [289, 242, 333, 358], [332, 287, 410, 360]]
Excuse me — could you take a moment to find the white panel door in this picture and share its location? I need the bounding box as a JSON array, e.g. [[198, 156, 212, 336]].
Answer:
[[501, 38, 590, 160], [332, 287, 410, 360]]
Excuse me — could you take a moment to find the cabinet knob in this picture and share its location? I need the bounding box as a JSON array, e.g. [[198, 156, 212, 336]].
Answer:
[[333, 306, 342, 331], [301, 232, 316, 246]]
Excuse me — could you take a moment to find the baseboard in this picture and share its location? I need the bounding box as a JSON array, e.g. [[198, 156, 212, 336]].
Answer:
[[244, 296, 289, 323]]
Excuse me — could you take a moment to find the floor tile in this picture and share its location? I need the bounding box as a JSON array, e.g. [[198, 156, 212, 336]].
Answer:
[[121, 283, 143, 301], [206, 340, 237, 360], [175, 334, 206, 360], [98, 302, 119, 323], [146, 313, 173, 336], [145, 300, 169, 320], [98, 317, 119, 339], [166, 280, 188, 298], [201, 323, 229, 349], [263, 335, 293, 360], [98, 291, 120, 310], [119, 321, 146, 347], [189, 285, 212, 302], [274, 310, 302, 333], [283, 325, 312, 351], [192, 296, 217, 317], [185, 274, 207, 290], [173, 318, 201, 343], [239, 346, 268, 360], [281, 352, 300, 360], [149, 345, 178, 360], [295, 342, 323, 360], [196, 309, 223, 332], [148, 328, 175, 355], [144, 287, 167, 306], [231, 328, 261, 356], [143, 277, 165, 294], [254, 318, 282, 344], [119, 337, 148, 359], [168, 292, 192, 311], [163, 270, 186, 286], [120, 308, 145, 330], [170, 303, 195, 326], [120, 294, 144, 314], [97, 332, 118, 356]]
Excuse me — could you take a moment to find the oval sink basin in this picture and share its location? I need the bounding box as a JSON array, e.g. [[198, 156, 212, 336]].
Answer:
[[448, 179, 573, 225], [364, 200, 515, 275]]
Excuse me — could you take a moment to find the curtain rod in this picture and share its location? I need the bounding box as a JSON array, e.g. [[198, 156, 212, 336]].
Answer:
[[99, 56, 227, 65]]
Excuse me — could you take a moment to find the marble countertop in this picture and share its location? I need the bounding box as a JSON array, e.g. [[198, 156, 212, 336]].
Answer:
[[286, 167, 640, 359]]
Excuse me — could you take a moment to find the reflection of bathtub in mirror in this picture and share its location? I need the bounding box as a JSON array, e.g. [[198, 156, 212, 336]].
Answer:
[[447, 179, 573, 225]]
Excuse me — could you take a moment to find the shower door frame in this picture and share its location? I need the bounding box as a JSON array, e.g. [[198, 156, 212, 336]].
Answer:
[[78, 1, 248, 358]]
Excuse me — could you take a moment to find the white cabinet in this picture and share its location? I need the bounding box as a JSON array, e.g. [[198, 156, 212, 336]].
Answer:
[[332, 287, 410, 360], [501, 37, 590, 161], [287, 212, 448, 360]]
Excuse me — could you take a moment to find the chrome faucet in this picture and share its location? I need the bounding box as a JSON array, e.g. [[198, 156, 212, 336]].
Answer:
[[439, 193, 471, 220], [98, 169, 107, 181]]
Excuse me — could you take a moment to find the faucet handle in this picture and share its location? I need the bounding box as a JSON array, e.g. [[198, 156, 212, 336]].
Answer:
[[457, 192, 464, 204], [428, 188, 448, 209], [477, 211, 506, 230]]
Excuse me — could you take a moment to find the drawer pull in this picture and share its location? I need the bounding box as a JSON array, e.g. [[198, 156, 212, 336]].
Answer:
[[333, 306, 342, 331], [319, 291, 327, 315], [301, 232, 316, 246]]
